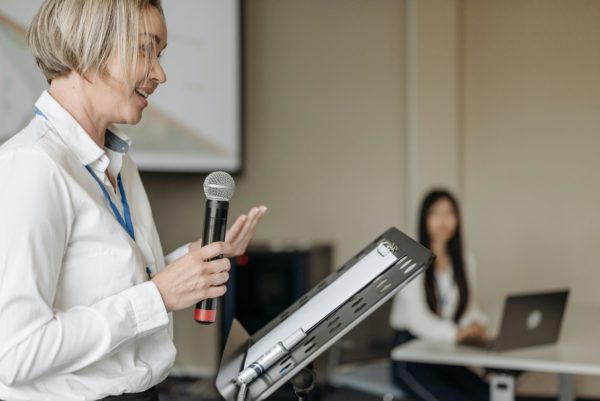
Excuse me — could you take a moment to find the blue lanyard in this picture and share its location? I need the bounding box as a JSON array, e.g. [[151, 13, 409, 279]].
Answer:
[[35, 108, 136, 241], [84, 166, 135, 240]]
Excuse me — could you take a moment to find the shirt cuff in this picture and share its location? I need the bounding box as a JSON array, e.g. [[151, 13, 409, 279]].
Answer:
[[421, 322, 459, 343], [444, 325, 459, 343], [164, 243, 191, 265], [460, 307, 489, 327], [124, 281, 169, 336]]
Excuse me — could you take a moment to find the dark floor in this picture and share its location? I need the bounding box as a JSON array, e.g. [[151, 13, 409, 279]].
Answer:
[[158, 377, 388, 401], [158, 377, 600, 401]]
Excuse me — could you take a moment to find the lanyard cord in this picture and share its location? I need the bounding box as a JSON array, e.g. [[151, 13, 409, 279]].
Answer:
[[84, 166, 135, 240], [35, 108, 136, 241]]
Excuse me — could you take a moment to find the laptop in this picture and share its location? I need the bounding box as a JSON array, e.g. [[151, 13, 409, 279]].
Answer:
[[462, 289, 569, 351]]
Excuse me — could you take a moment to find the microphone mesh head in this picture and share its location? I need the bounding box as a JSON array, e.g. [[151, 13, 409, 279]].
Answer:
[[204, 171, 235, 201]]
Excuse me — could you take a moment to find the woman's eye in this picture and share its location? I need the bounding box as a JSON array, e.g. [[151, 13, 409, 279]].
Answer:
[[139, 44, 153, 55]]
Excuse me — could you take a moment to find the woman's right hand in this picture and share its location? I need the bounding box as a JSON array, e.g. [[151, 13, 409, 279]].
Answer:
[[456, 322, 487, 342], [152, 242, 233, 312]]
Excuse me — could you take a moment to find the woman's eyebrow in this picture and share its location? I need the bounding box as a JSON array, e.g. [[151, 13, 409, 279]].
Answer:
[[139, 32, 161, 45]]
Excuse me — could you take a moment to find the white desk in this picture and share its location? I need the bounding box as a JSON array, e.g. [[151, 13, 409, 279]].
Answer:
[[391, 304, 600, 401]]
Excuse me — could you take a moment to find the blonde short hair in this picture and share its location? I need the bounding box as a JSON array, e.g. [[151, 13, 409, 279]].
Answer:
[[27, 0, 164, 85]]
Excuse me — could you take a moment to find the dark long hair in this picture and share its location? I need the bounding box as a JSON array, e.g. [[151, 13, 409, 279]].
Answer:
[[418, 190, 469, 323]]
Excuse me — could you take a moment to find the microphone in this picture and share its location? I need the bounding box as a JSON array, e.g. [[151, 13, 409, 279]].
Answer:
[[194, 171, 236, 324]]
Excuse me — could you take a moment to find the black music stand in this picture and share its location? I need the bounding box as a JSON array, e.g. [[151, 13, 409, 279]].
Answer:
[[216, 227, 434, 401]]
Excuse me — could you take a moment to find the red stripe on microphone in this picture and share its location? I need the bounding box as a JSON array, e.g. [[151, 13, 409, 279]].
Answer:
[[194, 308, 217, 323]]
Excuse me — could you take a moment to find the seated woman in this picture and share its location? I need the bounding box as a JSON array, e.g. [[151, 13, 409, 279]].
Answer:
[[389, 189, 489, 401]]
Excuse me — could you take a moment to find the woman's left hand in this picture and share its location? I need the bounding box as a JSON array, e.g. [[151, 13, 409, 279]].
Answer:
[[189, 205, 268, 258], [468, 322, 488, 340]]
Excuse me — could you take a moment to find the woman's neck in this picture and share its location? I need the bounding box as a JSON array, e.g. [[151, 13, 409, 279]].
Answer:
[[49, 77, 108, 148], [431, 240, 450, 272], [430, 241, 447, 257]]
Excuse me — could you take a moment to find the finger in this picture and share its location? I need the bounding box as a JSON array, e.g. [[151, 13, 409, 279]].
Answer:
[[206, 285, 227, 299], [234, 210, 265, 253], [249, 207, 268, 230], [251, 205, 268, 226], [225, 214, 247, 243], [202, 258, 231, 274], [188, 238, 203, 252], [233, 208, 257, 240], [232, 207, 262, 248], [195, 241, 233, 260], [232, 206, 267, 245], [203, 271, 230, 287], [253, 205, 268, 221]]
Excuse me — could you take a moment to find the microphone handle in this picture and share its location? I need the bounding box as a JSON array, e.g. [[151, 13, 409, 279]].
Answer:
[[194, 199, 229, 324]]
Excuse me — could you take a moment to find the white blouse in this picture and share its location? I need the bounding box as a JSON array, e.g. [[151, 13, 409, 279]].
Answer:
[[0, 91, 188, 400], [389, 253, 487, 342]]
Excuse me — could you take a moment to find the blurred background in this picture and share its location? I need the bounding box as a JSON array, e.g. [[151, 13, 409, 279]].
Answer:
[[147, 0, 600, 397], [3, 0, 600, 399]]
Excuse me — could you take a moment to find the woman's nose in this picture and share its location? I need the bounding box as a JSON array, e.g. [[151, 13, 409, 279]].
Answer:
[[150, 59, 167, 84]]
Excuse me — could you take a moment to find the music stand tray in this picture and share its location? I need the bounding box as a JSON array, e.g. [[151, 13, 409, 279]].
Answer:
[[216, 227, 434, 401]]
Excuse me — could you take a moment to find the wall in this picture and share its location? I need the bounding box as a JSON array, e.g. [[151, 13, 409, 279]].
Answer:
[[404, 0, 462, 235], [144, 0, 600, 395], [462, 0, 600, 395], [143, 0, 406, 375]]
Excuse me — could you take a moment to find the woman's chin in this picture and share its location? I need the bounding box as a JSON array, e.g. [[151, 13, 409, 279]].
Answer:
[[131, 113, 143, 124], [119, 111, 143, 125]]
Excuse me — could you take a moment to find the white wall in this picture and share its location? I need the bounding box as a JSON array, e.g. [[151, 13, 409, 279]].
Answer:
[[404, 0, 462, 235], [462, 0, 600, 395], [234, 0, 407, 264], [144, 0, 600, 395], [143, 0, 407, 374]]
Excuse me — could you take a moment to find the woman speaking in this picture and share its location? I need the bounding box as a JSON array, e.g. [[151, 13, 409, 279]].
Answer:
[[0, 1, 266, 400]]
